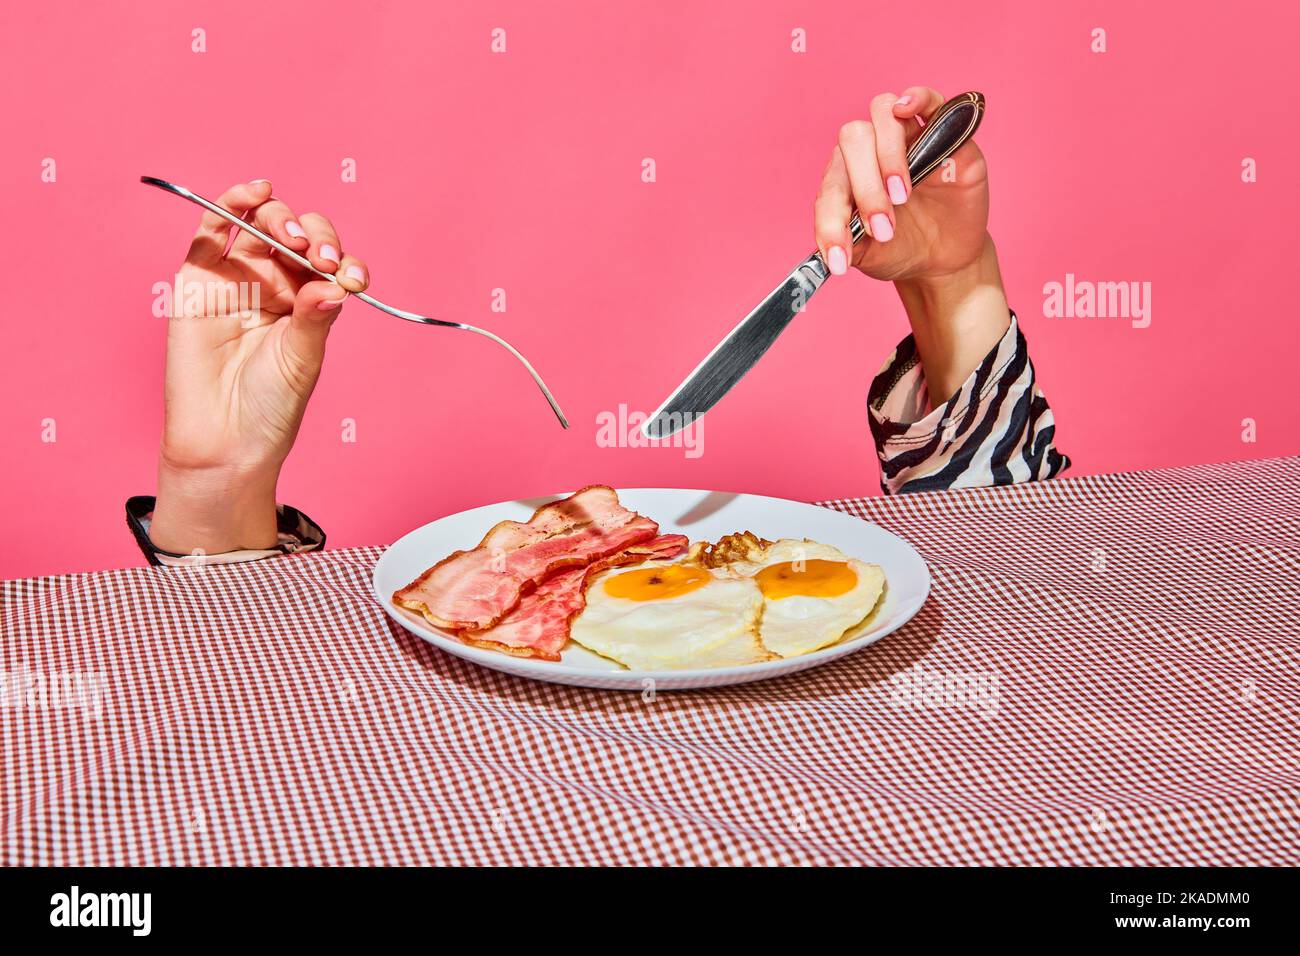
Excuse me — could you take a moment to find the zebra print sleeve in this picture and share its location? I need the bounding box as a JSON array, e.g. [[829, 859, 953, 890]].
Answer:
[[867, 313, 1069, 494], [125, 496, 326, 567]]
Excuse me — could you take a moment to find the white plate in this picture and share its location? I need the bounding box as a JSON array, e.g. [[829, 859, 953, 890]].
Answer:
[[373, 489, 930, 691]]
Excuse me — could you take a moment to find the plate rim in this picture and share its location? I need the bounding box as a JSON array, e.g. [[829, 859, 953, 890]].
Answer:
[[371, 487, 931, 684]]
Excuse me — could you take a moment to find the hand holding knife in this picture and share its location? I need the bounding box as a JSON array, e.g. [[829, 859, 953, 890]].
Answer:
[[643, 92, 986, 439]]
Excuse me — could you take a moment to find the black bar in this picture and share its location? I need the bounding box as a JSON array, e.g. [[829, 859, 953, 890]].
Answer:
[[0, 866, 1287, 942]]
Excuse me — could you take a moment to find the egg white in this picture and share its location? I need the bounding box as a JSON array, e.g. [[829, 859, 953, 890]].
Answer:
[[713, 538, 886, 659], [570, 560, 770, 670]]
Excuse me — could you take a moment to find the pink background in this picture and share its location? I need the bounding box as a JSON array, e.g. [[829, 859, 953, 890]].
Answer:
[[2, 0, 1297, 579]]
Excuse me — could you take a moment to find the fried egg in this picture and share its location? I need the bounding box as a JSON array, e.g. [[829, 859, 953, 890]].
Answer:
[[704, 534, 885, 658], [570, 558, 771, 670]]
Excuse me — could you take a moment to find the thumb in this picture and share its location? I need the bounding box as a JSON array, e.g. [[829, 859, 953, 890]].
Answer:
[[285, 279, 348, 363]]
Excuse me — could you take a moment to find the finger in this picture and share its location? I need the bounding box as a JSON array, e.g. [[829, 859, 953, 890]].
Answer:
[[893, 86, 946, 123], [286, 279, 349, 362], [228, 198, 311, 258], [334, 253, 369, 293], [813, 146, 854, 275], [298, 212, 343, 274], [870, 92, 911, 205], [187, 180, 274, 264], [838, 120, 894, 243]]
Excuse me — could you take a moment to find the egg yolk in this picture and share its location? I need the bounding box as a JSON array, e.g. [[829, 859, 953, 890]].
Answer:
[[603, 564, 712, 601], [755, 559, 857, 600]]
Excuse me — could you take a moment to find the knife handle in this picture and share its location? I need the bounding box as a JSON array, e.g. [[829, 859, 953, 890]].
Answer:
[[847, 91, 985, 244]]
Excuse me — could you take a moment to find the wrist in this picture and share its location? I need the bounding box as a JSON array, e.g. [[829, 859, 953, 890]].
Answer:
[[892, 235, 1011, 406], [894, 234, 1007, 327], [150, 458, 281, 555]]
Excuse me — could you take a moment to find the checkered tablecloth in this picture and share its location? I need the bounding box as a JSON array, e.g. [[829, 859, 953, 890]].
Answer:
[[3, 457, 1298, 866]]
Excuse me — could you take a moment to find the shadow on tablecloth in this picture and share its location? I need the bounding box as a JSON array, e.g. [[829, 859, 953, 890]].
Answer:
[[383, 594, 945, 709]]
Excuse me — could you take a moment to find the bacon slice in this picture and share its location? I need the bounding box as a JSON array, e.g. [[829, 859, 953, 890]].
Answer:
[[393, 485, 660, 630], [458, 535, 689, 660]]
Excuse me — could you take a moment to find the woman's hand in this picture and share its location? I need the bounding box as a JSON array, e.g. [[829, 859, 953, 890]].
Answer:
[[814, 86, 1010, 404], [814, 86, 989, 282], [149, 180, 369, 555]]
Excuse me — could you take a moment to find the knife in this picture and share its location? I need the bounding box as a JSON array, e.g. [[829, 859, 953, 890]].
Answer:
[[642, 91, 986, 439]]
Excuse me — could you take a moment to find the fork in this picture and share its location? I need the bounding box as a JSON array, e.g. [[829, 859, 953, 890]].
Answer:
[[141, 176, 568, 428]]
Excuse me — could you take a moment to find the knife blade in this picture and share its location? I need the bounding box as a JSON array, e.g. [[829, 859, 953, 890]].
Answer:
[[642, 91, 986, 439]]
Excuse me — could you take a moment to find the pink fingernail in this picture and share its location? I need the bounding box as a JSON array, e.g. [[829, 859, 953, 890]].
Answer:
[[345, 265, 365, 281], [896, 95, 912, 107], [869, 213, 894, 242], [319, 297, 347, 310], [887, 175, 908, 205], [249, 178, 271, 186], [826, 245, 848, 275], [286, 221, 306, 238], [319, 244, 340, 263]]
